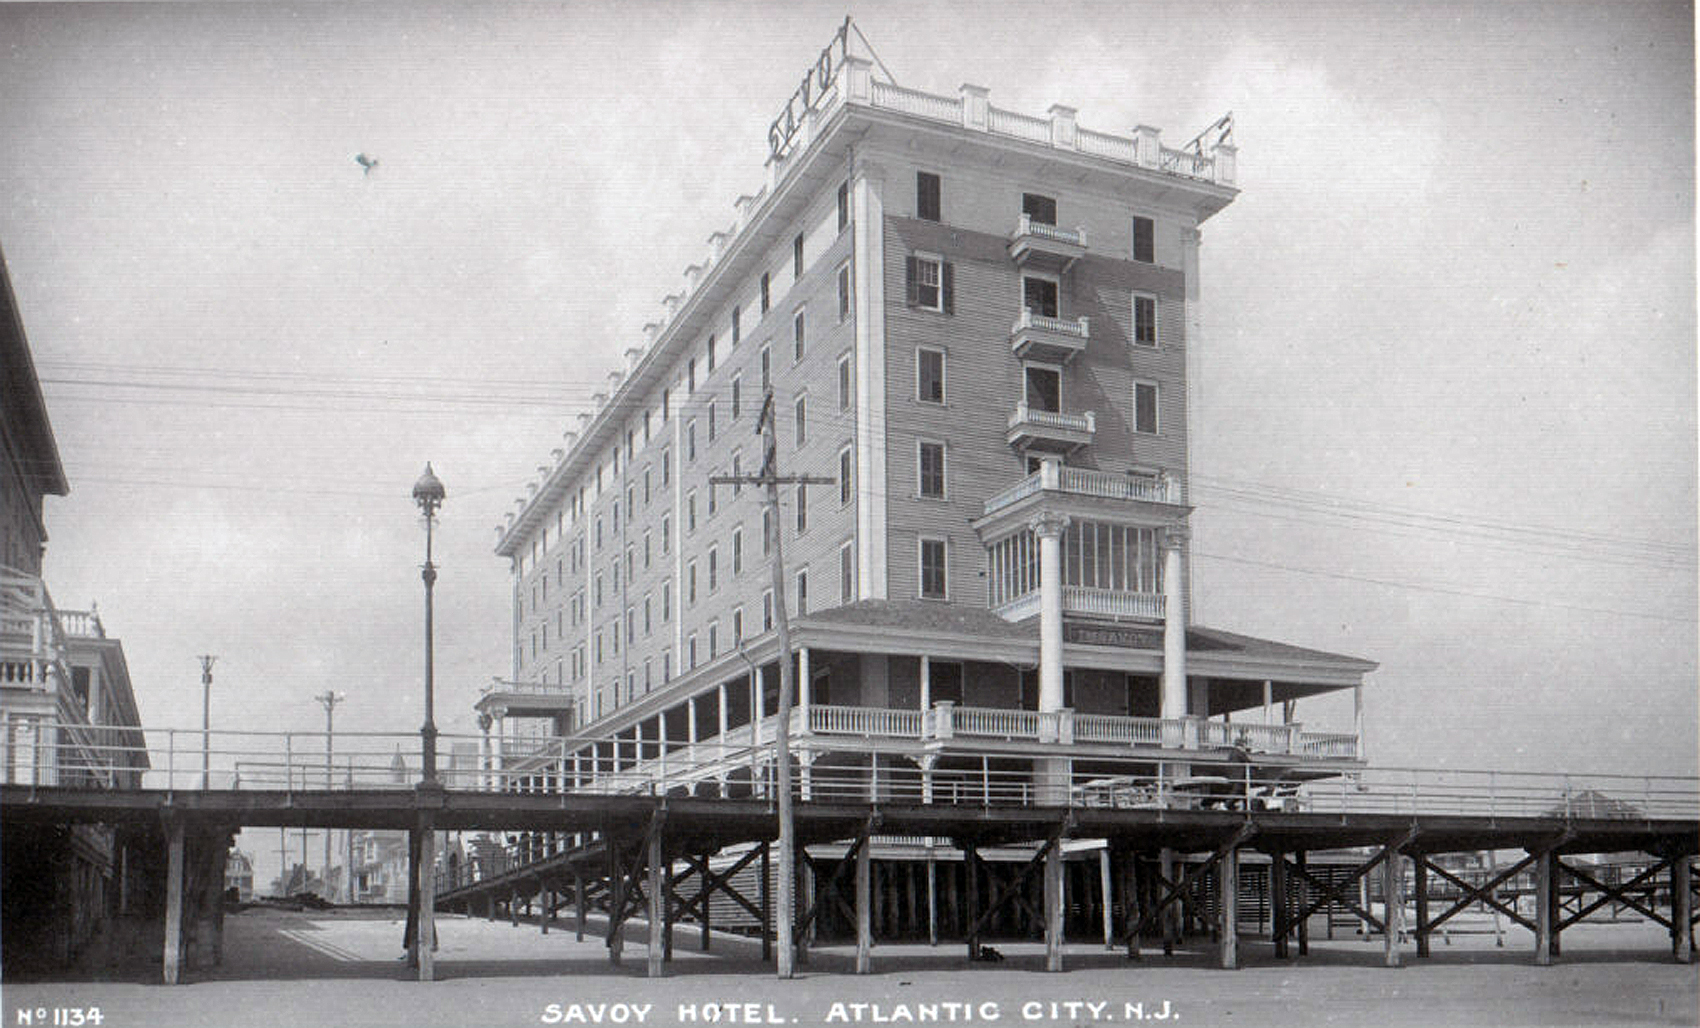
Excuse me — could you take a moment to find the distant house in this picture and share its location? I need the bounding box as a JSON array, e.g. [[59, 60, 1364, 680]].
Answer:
[[225, 850, 255, 901]]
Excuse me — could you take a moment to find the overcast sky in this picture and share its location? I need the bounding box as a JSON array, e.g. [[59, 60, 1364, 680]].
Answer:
[[1, 2, 1694, 882]]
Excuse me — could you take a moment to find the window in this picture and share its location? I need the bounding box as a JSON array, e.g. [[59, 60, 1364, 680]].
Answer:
[[1134, 295, 1158, 347], [838, 445, 853, 505], [661, 448, 670, 485], [687, 560, 698, 605], [661, 513, 671, 553], [625, 544, 634, 579], [760, 272, 770, 314], [762, 590, 774, 631], [793, 233, 804, 277], [837, 263, 851, 322], [919, 538, 947, 599], [905, 254, 951, 313], [625, 606, 635, 645], [707, 400, 717, 443], [688, 357, 697, 394], [687, 491, 697, 533], [595, 516, 603, 550], [1023, 275, 1059, 318], [662, 386, 671, 422], [688, 633, 698, 670], [1025, 365, 1061, 413], [687, 420, 697, 461], [837, 353, 853, 412], [707, 334, 716, 372], [731, 375, 742, 418], [662, 579, 672, 621], [643, 468, 652, 504], [840, 541, 855, 602], [917, 347, 945, 403], [732, 607, 744, 645], [1022, 192, 1057, 225], [611, 499, 620, 536], [794, 394, 807, 446], [731, 451, 742, 496], [627, 484, 635, 517], [1134, 380, 1159, 434], [644, 410, 652, 444], [707, 475, 717, 516], [795, 569, 809, 615], [707, 545, 718, 593], [916, 171, 941, 221], [762, 507, 773, 556], [708, 621, 718, 660], [731, 305, 741, 343], [792, 308, 806, 362], [594, 571, 604, 607], [918, 440, 946, 499], [610, 557, 619, 593], [760, 345, 771, 393], [732, 527, 744, 575], [1132, 215, 1154, 263], [837, 181, 849, 233], [643, 595, 652, 635], [795, 481, 808, 534]]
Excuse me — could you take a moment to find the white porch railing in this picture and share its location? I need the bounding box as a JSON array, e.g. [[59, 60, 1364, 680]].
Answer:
[[1062, 586, 1164, 620], [808, 704, 924, 738], [0, 565, 72, 691]]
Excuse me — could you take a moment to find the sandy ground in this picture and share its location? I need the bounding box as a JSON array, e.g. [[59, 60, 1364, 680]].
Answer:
[[4, 908, 1696, 1028]]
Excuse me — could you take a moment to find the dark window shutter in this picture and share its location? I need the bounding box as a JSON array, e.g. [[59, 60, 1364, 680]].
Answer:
[[905, 256, 919, 307], [941, 262, 955, 314]]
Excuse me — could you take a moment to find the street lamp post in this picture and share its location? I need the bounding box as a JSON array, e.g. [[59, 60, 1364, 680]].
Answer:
[[315, 690, 345, 900], [412, 464, 445, 784], [198, 655, 217, 789], [410, 463, 446, 983]]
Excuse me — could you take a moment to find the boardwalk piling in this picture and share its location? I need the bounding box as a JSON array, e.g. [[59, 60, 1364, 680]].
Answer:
[[162, 818, 185, 984]]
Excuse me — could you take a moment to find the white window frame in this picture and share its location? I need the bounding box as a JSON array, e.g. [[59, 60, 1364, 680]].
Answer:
[[792, 305, 807, 364], [838, 444, 854, 506], [1132, 291, 1159, 348], [916, 346, 947, 404], [916, 438, 947, 500], [913, 251, 944, 312], [1023, 360, 1065, 413], [1133, 379, 1160, 435], [1021, 270, 1061, 319], [839, 540, 855, 603], [837, 351, 853, 412], [794, 392, 808, 447], [918, 537, 949, 601]]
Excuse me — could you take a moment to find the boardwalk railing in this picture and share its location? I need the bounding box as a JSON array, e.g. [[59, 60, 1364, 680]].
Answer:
[[6, 721, 1697, 822]]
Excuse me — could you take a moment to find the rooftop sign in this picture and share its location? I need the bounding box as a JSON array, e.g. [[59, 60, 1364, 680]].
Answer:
[[767, 18, 850, 162]]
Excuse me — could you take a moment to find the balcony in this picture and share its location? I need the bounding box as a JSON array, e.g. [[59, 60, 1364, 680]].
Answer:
[[0, 566, 71, 693], [1008, 404, 1094, 454], [983, 462, 1182, 518], [1010, 310, 1090, 364], [1007, 213, 1087, 272], [990, 586, 1164, 623]]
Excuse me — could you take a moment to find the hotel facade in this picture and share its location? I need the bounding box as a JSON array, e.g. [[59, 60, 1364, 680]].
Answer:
[[478, 39, 1373, 815]]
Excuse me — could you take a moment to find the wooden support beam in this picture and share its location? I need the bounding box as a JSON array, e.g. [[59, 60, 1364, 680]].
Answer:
[[760, 841, 773, 964], [965, 842, 981, 961], [647, 818, 664, 979], [926, 853, 938, 947], [1099, 849, 1114, 950], [855, 828, 872, 974], [700, 853, 712, 952], [1219, 842, 1240, 970], [1549, 853, 1563, 959], [1271, 850, 1289, 959], [418, 822, 436, 983], [1676, 858, 1695, 964], [1382, 844, 1402, 968], [541, 887, 551, 934], [1557, 858, 1672, 931], [1424, 853, 1539, 934], [1044, 842, 1064, 971], [1296, 852, 1309, 956], [510, 889, 520, 927], [1159, 848, 1177, 956], [163, 818, 185, 985], [404, 828, 422, 968], [576, 875, 586, 941], [1413, 857, 1430, 958], [1124, 851, 1141, 961], [1534, 848, 1555, 967]]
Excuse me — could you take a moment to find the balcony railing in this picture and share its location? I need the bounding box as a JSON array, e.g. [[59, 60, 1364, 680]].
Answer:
[[808, 704, 924, 738], [0, 566, 72, 693], [1010, 309, 1090, 363], [1062, 585, 1164, 620], [984, 462, 1181, 516], [1012, 213, 1086, 248], [1007, 404, 1095, 454]]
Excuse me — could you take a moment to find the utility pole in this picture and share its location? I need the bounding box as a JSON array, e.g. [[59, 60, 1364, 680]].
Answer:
[[315, 691, 346, 901], [198, 655, 217, 789], [711, 390, 834, 980]]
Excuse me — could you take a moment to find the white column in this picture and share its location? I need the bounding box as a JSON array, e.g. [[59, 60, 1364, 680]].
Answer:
[[1033, 514, 1069, 713], [919, 655, 931, 712], [798, 647, 812, 729], [1160, 524, 1189, 725], [852, 163, 888, 599]]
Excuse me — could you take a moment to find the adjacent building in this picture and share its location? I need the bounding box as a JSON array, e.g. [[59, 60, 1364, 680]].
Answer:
[[1, 241, 152, 971], [476, 32, 1373, 823]]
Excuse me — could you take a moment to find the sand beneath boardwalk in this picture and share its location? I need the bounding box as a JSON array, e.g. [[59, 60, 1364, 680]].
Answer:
[[4, 907, 1695, 1028]]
